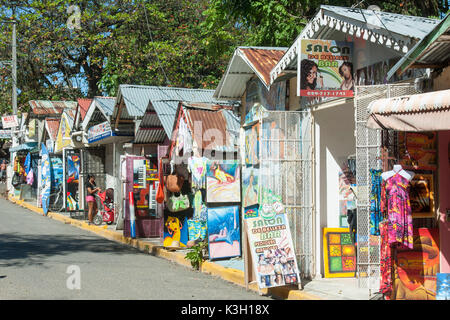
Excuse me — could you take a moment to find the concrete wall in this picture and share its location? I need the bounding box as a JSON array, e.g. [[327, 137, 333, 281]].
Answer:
[[313, 101, 356, 276], [433, 66, 450, 91]]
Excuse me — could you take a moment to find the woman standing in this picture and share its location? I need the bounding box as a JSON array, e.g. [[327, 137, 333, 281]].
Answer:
[[85, 174, 101, 224]]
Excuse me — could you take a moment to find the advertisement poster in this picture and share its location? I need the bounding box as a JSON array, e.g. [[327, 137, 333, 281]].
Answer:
[[207, 206, 241, 260], [299, 39, 354, 98], [0, 129, 11, 139], [65, 150, 80, 212], [1, 115, 19, 128], [323, 228, 357, 278], [244, 123, 260, 165], [246, 214, 300, 289], [88, 121, 112, 143], [398, 132, 437, 171], [409, 174, 435, 218], [391, 228, 439, 300], [206, 161, 240, 203], [242, 166, 259, 208]]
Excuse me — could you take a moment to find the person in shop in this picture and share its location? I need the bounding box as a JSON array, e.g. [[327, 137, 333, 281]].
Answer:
[[86, 174, 101, 225], [0, 159, 7, 183]]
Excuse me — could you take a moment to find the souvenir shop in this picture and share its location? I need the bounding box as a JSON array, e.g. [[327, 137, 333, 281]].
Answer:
[[364, 88, 450, 300], [157, 102, 242, 262]]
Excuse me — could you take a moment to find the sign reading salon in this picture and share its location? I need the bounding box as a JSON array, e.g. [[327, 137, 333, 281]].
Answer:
[[88, 121, 112, 143]]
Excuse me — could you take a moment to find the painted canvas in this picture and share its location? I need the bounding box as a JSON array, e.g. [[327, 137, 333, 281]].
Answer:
[[246, 214, 300, 289], [244, 204, 259, 219], [206, 161, 240, 203], [323, 228, 357, 278], [391, 228, 439, 300], [242, 166, 259, 208], [65, 151, 80, 212], [409, 174, 435, 218], [436, 273, 450, 300], [163, 215, 189, 248], [207, 206, 241, 260], [244, 123, 260, 165]]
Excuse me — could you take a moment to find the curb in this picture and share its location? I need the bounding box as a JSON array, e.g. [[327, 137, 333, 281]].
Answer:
[[7, 195, 322, 300]]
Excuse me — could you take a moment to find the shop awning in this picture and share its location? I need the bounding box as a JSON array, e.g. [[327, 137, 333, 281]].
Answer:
[[366, 89, 450, 131], [9, 142, 39, 153]]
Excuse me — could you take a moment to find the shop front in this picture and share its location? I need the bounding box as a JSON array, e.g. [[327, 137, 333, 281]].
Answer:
[[366, 88, 450, 300]]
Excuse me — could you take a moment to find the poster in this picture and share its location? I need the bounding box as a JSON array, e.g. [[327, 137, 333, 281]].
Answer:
[[436, 273, 450, 300], [246, 214, 300, 289], [398, 132, 437, 171], [409, 174, 435, 218], [242, 166, 259, 208], [207, 206, 241, 260], [323, 228, 357, 278], [244, 123, 260, 165], [391, 228, 440, 300], [299, 39, 354, 98], [206, 160, 240, 203], [244, 204, 259, 219], [65, 150, 80, 212], [163, 214, 189, 248]]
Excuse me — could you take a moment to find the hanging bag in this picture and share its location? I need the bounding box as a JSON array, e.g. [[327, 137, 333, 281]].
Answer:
[[156, 159, 165, 204], [167, 193, 190, 212]]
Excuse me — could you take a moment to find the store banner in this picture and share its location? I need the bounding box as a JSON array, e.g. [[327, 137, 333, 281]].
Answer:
[[87, 121, 112, 143], [246, 213, 300, 289], [1, 115, 19, 129], [298, 39, 354, 98], [0, 129, 12, 139]]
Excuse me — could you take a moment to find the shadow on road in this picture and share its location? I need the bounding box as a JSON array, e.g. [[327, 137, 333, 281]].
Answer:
[[0, 232, 141, 268]]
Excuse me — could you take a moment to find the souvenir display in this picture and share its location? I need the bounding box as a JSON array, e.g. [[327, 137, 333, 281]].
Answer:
[[206, 161, 240, 203], [207, 206, 241, 260]]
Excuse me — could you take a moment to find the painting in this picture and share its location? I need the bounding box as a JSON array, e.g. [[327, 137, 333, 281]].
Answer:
[[206, 160, 240, 203], [246, 214, 300, 289], [244, 204, 259, 219], [436, 273, 450, 300], [244, 123, 260, 165], [398, 132, 437, 171], [163, 214, 189, 248], [391, 228, 439, 300], [207, 206, 241, 260], [409, 174, 435, 218], [323, 228, 357, 278], [65, 150, 80, 212], [242, 166, 259, 208]]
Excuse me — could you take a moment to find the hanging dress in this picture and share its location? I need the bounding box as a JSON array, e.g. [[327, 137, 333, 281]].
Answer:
[[369, 169, 383, 236]]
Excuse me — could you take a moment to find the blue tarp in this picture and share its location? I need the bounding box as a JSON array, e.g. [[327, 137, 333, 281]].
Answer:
[[9, 142, 38, 152]]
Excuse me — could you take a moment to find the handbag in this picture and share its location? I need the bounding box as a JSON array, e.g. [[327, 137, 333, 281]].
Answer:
[[166, 174, 184, 193], [156, 159, 165, 204], [167, 193, 190, 212]]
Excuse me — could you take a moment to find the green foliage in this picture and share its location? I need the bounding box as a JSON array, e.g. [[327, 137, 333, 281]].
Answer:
[[184, 239, 208, 270]]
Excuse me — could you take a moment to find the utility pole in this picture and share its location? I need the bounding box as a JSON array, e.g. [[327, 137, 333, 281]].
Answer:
[[11, 20, 17, 115]]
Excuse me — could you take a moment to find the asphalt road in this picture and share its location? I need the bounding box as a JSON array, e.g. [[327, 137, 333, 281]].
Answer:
[[0, 197, 271, 300]]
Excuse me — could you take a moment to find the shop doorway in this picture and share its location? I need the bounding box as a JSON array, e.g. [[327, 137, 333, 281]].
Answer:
[[80, 147, 106, 218], [354, 84, 419, 293]]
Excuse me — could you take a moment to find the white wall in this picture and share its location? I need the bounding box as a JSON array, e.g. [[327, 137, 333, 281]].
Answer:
[[313, 101, 356, 277]]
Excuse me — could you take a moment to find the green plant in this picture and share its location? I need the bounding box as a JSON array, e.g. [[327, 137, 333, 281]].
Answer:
[[184, 239, 208, 270]]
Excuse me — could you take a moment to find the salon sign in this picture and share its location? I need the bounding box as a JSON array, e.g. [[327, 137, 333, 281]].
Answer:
[[298, 39, 354, 97], [88, 121, 112, 143]]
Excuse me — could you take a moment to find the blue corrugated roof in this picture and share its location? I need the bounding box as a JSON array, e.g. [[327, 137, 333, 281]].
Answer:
[[95, 97, 115, 116]]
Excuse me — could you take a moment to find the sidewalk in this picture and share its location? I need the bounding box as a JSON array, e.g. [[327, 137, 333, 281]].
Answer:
[[7, 194, 370, 300]]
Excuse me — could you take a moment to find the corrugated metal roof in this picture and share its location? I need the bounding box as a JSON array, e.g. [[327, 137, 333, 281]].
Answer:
[[180, 102, 240, 152], [387, 13, 450, 80], [77, 98, 92, 121], [214, 47, 287, 100], [28, 100, 77, 116], [134, 128, 167, 144], [270, 5, 441, 84], [114, 84, 228, 120], [94, 96, 115, 116], [45, 118, 60, 141]]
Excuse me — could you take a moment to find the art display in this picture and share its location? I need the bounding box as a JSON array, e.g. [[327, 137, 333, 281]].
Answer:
[[409, 174, 435, 218], [436, 273, 450, 300], [246, 214, 300, 289], [65, 150, 80, 212], [391, 228, 439, 300], [299, 39, 354, 98], [242, 166, 259, 208], [131, 159, 158, 216], [206, 161, 240, 203], [40, 143, 51, 215], [163, 215, 189, 248], [50, 156, 63, 193], [244, 124, 260, 165], [398, 132, 437, 171], [207, 206, 241, 260], [323, 228, 357, 278], [244, 205, 259, 219]]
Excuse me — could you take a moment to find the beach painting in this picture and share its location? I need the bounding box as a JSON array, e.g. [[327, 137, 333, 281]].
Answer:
[[207, 206, 241, 260], [206, 160, 240, 203]]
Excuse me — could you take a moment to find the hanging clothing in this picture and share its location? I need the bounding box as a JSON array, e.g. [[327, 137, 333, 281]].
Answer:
[[187, 156, 208, 189], [379, 221, 393, 299], [380, 173, 414, 249], [347, 209, 357, 245], [369, 169, 383, 236]]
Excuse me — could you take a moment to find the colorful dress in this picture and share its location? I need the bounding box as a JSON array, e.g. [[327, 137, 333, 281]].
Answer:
[[369, 169, 383, 236], [379, 221, 393, 298], [380, 173, 414, 249]]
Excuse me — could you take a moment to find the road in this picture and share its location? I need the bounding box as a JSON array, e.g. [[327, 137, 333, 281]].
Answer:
[[0, 197, 271, 300]]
